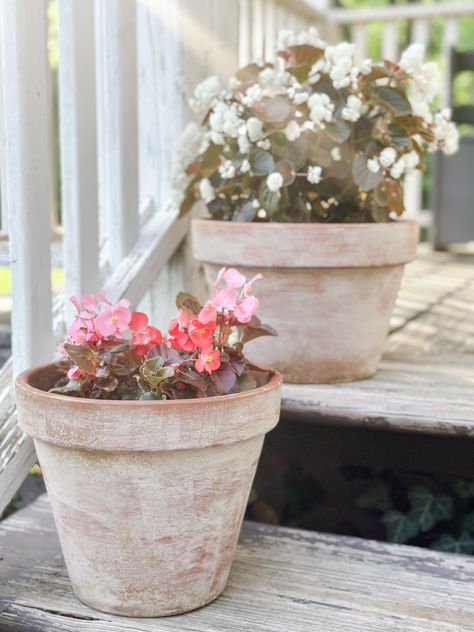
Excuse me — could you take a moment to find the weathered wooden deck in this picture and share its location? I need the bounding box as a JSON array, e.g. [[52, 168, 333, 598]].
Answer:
[[1, 246, 474, 630], [1, 494, 474, 631]]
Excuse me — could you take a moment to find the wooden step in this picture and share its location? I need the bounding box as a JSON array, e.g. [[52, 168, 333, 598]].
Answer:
[[282, 352, 474, 436], [1, 494, 474, 631]]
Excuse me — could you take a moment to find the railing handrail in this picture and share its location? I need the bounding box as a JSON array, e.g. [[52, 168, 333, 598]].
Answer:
[[327, 2, 474, 25]]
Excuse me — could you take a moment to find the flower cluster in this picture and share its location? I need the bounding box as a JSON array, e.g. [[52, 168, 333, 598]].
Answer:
[[173, 31, 459, 223], [51, 269, 275, 400]]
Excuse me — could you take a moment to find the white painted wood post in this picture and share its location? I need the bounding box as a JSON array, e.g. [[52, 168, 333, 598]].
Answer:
[[0, 0, 54, 376], [382, 21, 398, 61], [352, 23, 367, 64], [95, 0, 139, 269], [442, 17, 459, 108], [58, 0, 100, 316], [239, 0, 251, 67]]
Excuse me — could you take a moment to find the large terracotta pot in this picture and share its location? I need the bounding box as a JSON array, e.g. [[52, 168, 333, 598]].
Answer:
[[15, 364, 281, 617], [192, 219, 419, 383]]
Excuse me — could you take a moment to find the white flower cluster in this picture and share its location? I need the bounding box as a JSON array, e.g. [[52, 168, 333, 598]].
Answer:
[[189, 75, 221, 113], [367, 148, 421, 180], [342, 95, 364, 122], [277, 27, 326, 50], [430, 109, 459, 155], [170, 122, 207, 207], [399, 44, 440, 123], [308, 93, 334, 128], [325, 42, 355, 89]]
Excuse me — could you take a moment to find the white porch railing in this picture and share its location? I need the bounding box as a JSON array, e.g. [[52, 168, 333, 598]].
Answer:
[[1, 0, 474, 513]]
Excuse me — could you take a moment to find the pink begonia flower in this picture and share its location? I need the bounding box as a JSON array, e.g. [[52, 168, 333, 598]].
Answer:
[[81, 293, 98, 312], [213, 288, 237, 309], [188, 318, 216, 348], [95, 304, 132, 338], [195, 348, 221, 374], [223, 268, 246, 288], [198, 303, 217, 324], [67, 366, 81, 380], [129, 311, 149, 331], [234, 295, 259, 323], [242, 273, 263, 296]]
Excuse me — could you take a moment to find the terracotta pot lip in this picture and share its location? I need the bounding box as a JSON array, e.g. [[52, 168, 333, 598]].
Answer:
[[15, 361, 282, 407], [192, 218, 418, 229]]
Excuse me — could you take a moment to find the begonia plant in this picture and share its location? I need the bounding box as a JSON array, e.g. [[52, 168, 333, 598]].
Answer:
[[172, 29, 459, 223], [51, 268, 275, 400]]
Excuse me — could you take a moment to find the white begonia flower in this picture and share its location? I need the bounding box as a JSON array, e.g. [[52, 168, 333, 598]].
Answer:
[[257, 139, 271, 150], [189, 75, 221, 113], [331, 147, 341, 161], [430, 109, 459, 155], [258, 67, 287, 91], [246, 117, 264, 142], [210, 131, 224, 145], [295, 92, 310, 105], [308, 92, 334, 128], [325, 42, 355, 89], [390, 158, 406, 180], [284, 120, 301, 141], [257, 208, 267, 219], [252, 199, 260, 209], [277, 27, 326, 50], [399, 44, 440, 124], [341, 95, 364, 122], [170, 122, 206, 209], [228, 77, 241, 91], [237, 133, 250, 154], [402, 150, 420, 172], [242, 84, 265, 107], [307, 165, 322, 184], [241, 159, 251, 173], [359, 59, 373, 75], [367, 158, 380, 174], [308, 59, 328, 85], [266, 172, 284, 192], [219, 160, 236, 179], [222, 106, 243, 138], [379, 147, 397, 168], [198, 178, 215, 203]]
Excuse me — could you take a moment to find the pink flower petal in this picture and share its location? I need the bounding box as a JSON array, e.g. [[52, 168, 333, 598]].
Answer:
[[223, 268, 246, 289]]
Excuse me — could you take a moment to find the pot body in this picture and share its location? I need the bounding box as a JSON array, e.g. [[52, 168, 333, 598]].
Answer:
[[16, 365, 281, 617], [192, 219, 419, 383]]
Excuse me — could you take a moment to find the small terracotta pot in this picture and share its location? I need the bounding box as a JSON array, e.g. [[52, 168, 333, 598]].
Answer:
[[15, 364, 281, 617], [192, 219, 419, 383]]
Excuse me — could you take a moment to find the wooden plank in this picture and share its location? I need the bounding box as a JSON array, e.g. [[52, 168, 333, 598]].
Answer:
[[282, 353, 474, 436], [58, 0, 100, 316], [95, 0, 139, 268], [1, 494, 473, 631], [328, 2, 474, 24]]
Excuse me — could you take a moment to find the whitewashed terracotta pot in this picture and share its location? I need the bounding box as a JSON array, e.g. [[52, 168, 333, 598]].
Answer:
[[192, 219, 419, 383], [15, 364, 281, 617]]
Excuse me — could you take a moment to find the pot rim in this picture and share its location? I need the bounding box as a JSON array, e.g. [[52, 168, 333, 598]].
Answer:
[[16, 361, 281, 407], [192, 217, 419, 268]]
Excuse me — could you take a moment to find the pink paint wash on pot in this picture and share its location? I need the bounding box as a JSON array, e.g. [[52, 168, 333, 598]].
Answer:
[[16, 364, 281, 617], [192, 219, 419, 383]]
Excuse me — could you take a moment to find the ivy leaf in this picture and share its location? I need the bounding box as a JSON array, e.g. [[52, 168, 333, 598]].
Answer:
[[233, 199, 257, 222], [372, 86, 412, 116], [356, 481, 393, 512], [352, 154, 383, 192], [325, 120, 351, 143], [249, 149, 275, 176], [176, 292, 202, 315], [140, 356, 175, 388], [408, 485, 453, 532], [461, 511, 474, 533], [95, 376, 119, 392], [431, 532, 474, 555], [382, 510, 419, 544], [453, 479, 474, 499]]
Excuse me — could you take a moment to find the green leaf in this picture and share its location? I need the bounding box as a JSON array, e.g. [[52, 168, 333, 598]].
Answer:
[[139, 391, 162, 400], [356, 481, 393, 512], [325, 120, 351, 143], [49, 379, 82, 395], [388, 123, 411, 147], [382, 510, 419, 544], [236, 373, 258, 392], [431, 532, 474, 555], [461, 511, 474, 533], [64, 344, 97, 376], [175, 292, 202, 315], [258, 182, 280, 215], [95, 376, 119, 392], [233, 199, 257, 222], [372, 86, 412, 116], [249, 149, 275, 176], [352, 154, 383, 192], [408, 485, 453, 532], [140, 360, 175, 389]]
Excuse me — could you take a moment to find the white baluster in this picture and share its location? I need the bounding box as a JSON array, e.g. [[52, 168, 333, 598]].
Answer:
[[239, 0, 251, 67], [353, 22, 367, 64], [58, 0, 100, 316], [382, 21, 398, 61], [251, 0, 264, 63], [264, 0, 276, 62], [442, 17, 459, 108]]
